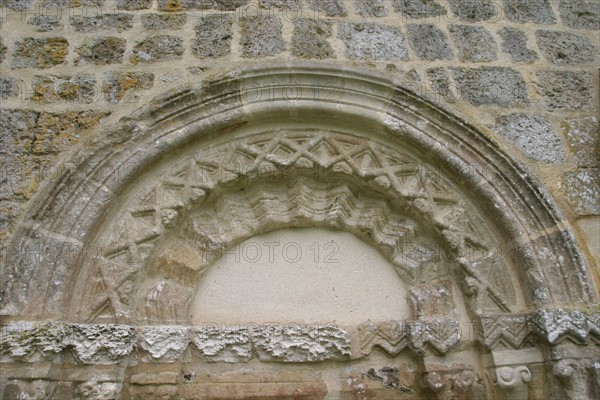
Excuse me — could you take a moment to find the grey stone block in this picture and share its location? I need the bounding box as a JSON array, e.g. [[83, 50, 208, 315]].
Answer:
[[70, 14, 135, 32], [76, 37, 126, 65], [563, 116, 599, 167], [354, 0, 388, 17], [141, 14, 188, 30], [307, 0, 347, 17], [0, 39, 6, 62], [498, 28, 537, 63], [27, 15, 63, 32], [0, 109, 38, 155], [259, 0, 300, 10], [503, 0, 556, 24], [559, 0, 600, 29], [565, 169, 600, 215], [449, 24, 498, 62], [193, 14, 233, 59], [116, 0, 152, 9], [0, 76, 20, 99], [407, 24, 453, 60], [12, 37, 69, 68], [292, 19, 334, 59], [451, 67, 528, 107], [493, 113, 566, 163], [448, 0, 499, 22], [536, 30, 596, 65], [338, 22, 409, 60], [131, 35, 185, 63], [240, 16, 285, 57], [534, 70, 594, 111], [426, 67, 456, 102], [393, 0, 446, 18]]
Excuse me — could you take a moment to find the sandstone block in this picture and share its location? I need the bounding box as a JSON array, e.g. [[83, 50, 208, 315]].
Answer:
[[76, 36, 126, 65], [292, 18, 334, 59], [12, 37, 68, 68]]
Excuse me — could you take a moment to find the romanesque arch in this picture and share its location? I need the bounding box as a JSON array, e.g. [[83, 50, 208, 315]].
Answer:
[[1, 64, 598, 399]]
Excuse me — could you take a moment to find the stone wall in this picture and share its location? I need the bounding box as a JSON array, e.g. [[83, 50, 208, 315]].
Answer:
[[0, 1, 599, 399]]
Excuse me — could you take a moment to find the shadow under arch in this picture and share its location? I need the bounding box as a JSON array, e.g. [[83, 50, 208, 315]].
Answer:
[[1, 62, 596, 321]]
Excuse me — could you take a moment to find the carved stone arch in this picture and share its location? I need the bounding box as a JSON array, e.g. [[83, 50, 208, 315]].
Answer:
[[1, 63, 598, 399]]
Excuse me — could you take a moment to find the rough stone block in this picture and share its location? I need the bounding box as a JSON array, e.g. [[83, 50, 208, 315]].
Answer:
[[559, 0, 600, 29], [448, 0, 498, 22], [0, 0, 33, 10], [131, 35, 184, 63], [76, 36, 126, 65], [451, 67, 528, 107], [536, 30, 596, 65], [354, 0, 387, 17], [103, 71, 154, 103], [193, 326, 252, 362], [493, 113, 566, 163], [140, 326, 189, 362], [407, 24, 453, 60], [393, 0, 447, 18], [338, 22, 409, 60], [563, 116, 599, 167], [0, 199, 22, 241], [70, 14, 135, 32], [1, 76, 20, 99], [565, 169, 600, 215], [240, 16, 285, 57], [498, 27, 537, 63], [30, 74, 98, 104], [12, 37, 69, 68], [259, 0, 300, 10], [426, 67, 456, 102], [117, 0, 152, 9], [307, 0, 347, 17], [534, 70, 594, 111], [27, 15, 63, 31], [70, 324, 136, 364], [503, 0, 556, 24], [449, 24, 498, 62], [0, 39, 6, 62], [292, 18, 334, 59], [0, 109, 38, 155], [141, 13, 188, 30], [193, 14, 233, 59], [158, 0, 250, 11]]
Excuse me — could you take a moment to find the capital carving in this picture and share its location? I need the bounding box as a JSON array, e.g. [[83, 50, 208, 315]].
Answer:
[[421, 367, 480, 400], [488, 366, 531, 400]]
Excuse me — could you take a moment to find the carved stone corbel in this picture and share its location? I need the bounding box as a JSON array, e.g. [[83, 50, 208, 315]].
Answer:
[[420, 361, 483, 400], [487, 365, 532, 400]]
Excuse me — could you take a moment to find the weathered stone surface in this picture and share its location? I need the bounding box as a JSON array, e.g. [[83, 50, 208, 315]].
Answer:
[[117, 0, 152, 9], [409, 280, 455, 318], [426, 67, 456, 102], [0, 321, 70, 361], [0, 76, 20, 99], [0, 199, 22, 241], [141, 13, 188, 30], [564, 169, 600, 215], [103, 71, 154, 103], [193, 326, 252, 362], [76, 36, 126, 65], [354, 0, 387, 17], [476, 314, 535, 349], [131, 35, 184, 63], [12, 37, 69, 68], [449, 24, 498, 62], [70, 14, 134, 32], [493, 113, 566, 163], [498, 27, 537, 63], [259, 0, 300, 9], [70, 324, 136, 364], [192, 14, 232, 59], [307, 0, 347, 16], [251, 325, 351, 362], [0, 109, 37, 154], [448, 0, 498, 21], [78, 379, 121, 400], [0, 0, 33, 9], [140, 326, 189, 362], [559, 0, 600, 29], [0, 39, 6, 62], [240, 15, 285, 57], [533, 309, 600, 344], [292, 18, 334, 59], [451, 67, 528, 107], [338, 23, 409, 60], [536, 30, 597, 64], [407, 24, 453, 60], [393, 0, 446, 18], [504, 0, 556, 24], [157, 0, 250, 11], [534, 70, 594, 111], [130, 372, 179, 385], [27, 15, 63, 31], [563, 116, 599, 167], [30, 73, 98, 104]]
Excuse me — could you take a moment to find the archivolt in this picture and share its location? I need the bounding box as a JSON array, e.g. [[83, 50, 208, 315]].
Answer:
[[1, 63, 595, 321]]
